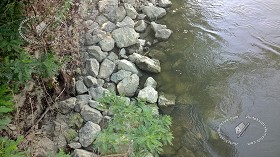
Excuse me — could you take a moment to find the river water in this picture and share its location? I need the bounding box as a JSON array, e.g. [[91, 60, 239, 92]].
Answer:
[[152, 0, 280, 156]]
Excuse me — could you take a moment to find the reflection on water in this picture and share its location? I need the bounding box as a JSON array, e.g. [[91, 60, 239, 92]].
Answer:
[[154, 0, 280, 156]]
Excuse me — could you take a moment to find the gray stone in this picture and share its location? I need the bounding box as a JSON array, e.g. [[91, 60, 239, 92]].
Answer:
[[103, 82, 117, 92], [144, 77, 157, 88], [57, 97, 76, 114], [116, 6, 126, 22], [83, 76, 98, 88], [99, 36, 115, 52], [73, 149, 97, 157], [96, 15, 108, 25], [117, 74, 139, 97], [116, 16, 135, 28], [150, 22, 167, 32], [107, 52, 119, 62], [74, 100, 88, 112], [134, 20, 147, 32], [89, 87, 109, 100], [85, 59, 100, 77], [97, 79, 105, 87], [119, 48, 127, 59], [137, 14, 146, 20], [128, 53, 161, 73], [122, 0, 136, 6], [142, 5, 166, 21], [83, 20, 99, 31], [88, 100, 102, 109], [111, 70, 132, 83], [98, 0, 119, 19], [87, 46, 106, 62], [81, 105, 103, 124], [124, 3, 138, 19], [137, 86, 158, 103], [76, 80, 88, 94], [101, 21, 116, 32], [155, 29, 172, 40], [150, 104, 159, 115], [76, 94, 91, 102], [85, 33, 99, 46], [117, 59, 140, 75], [99, 59, 116, 79], [158, 93, 176, 107], [159, 0, 172, 8], [112, 27, 139, 48], [79, 122, 101, 147], [68, 142, 82, 149], [33, 137, 56, 157], [126, 39, 145, 54]]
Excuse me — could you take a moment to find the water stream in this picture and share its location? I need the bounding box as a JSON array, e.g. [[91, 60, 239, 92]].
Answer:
[[153, 0, 280, 156]]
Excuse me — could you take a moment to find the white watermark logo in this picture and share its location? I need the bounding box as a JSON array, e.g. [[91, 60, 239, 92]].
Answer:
[[217, 115, 267, 146]]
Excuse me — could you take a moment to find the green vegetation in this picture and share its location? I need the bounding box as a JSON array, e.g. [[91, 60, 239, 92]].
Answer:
[[0, 136, 25, 157], [54, 149, 71, 157], [94, 93, 174, 157]]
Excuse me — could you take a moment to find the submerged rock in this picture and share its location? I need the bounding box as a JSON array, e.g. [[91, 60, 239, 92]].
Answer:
[[158, 93, 176, 107], [129, 53, 161, 73], [112, 27, 139, 48], [155, 29, 172, 40]]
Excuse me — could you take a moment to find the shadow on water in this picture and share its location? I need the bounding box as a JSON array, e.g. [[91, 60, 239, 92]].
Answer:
[[152, 0, 280, 156]]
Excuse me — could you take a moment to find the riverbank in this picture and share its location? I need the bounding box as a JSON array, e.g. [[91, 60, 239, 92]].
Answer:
[[28, 0, 176, 156]]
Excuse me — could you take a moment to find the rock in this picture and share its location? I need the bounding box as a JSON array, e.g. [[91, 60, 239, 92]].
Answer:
[[74, 100, 88, 112], [124, 3, 138, 19], [142, 5, 166, 21], [68, 113, 84, 129], [103, 82, 116, 92], [148, 49, 167, 61], [85, 59, 100, 77], [79, 122, 101, 147], [64, 128, 78, 143], [84, 76, 98, 88], [83, 20, 99, 31], [97, 79, 105, 87], [99, 36, 115, 52], [101, 21, 116, 32], [88, 100, 102, 109], [87, 46, 106, 62], [117, 59, 140, 75], [158, 93, 176, 106], [119, 48, 127, 59], [137, 14, 146, 20], [111, 70, 132, 83], [126, 39, 145, 54], [99, 59, 116, 79], [68, 142, 82, 149], [85, 33, 100, 46], [98, 0, 118, 14], [96, 15, 108, 25], [81, 105, 103, 124], [150, 22, 167, 32], [116, 6, 126, 22], [89, 87, 109, 100], [159, 0, 172, 8], [117, 74, 139, 97], [76, 94, 91, 103], [33, 137, 56, 157], [128, 53, 161, 73], [112, 27, 139, 48], [122, 0, 136, 6], [144, 77, 157, 88], [107, 52, 119, 62], [53, 134, 67, 150], [116, 16, 135, 28], [134, 20, 147, 32], [150, 104, 159, 115], [76, 80, 88, 94], [177, 147, 195, 157], [73, 149, 98, 157], [57, 97, 76, 114], [137, 86, 158, 103], [155, 29, 172, 40]]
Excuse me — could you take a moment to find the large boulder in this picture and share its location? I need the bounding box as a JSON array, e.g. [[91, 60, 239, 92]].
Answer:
[[80, 105, 103, 124], [117, 74, 139, 97], [87, 46, 106, 62], [99, 59, 116, 79], [85, 59, 100, 77], [99, 36, 115, 52], [137, 86, 158, 103], [128, 53, 161, 73], [79, 122, 101, 147], [142, 5, 166, 21], [111, 70, 132, 83], [112, 27, 139, 48], [117, 59, 140, 75]]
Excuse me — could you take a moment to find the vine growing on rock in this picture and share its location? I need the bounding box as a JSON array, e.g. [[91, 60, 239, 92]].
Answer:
[[94, 93, 173, 157]]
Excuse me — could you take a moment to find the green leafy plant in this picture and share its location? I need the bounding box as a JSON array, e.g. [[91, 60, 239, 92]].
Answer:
[[0, 85, 14, 130], [94, 93, 173, 156], [0, 136, 25, 157], [53, 149, 71, 157]]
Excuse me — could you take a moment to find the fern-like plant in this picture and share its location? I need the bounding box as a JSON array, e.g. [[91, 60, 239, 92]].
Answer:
[[0, 136, 25, 157], [0, 85, 14, 130], [94, 93, 173, 157]]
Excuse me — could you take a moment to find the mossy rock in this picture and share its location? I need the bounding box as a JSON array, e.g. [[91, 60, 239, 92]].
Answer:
[[64, 129, 78, 143], [68, 113, 84, 129]]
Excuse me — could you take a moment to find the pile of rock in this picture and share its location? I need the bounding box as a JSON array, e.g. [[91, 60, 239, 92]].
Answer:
[[33, 0, 177, 156]]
